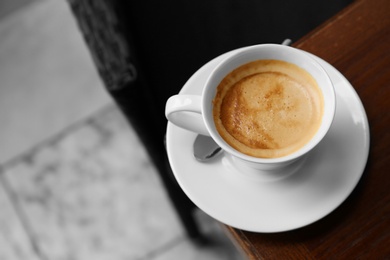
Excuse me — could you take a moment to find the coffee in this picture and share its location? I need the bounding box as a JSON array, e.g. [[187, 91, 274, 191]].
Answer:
[[213, 59, 324, 158]]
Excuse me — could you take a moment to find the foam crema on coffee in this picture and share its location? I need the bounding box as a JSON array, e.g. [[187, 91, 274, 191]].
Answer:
[[213, 60, 324, 158]]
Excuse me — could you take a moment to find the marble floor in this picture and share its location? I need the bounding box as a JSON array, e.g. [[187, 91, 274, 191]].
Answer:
[[0, 1, 243, 259]]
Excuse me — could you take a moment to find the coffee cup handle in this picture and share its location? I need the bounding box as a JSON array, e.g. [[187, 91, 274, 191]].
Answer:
[[165, 95, 210, 136]]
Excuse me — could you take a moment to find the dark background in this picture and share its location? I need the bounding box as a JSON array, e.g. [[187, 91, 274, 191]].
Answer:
[[121, 0, 352, 119]]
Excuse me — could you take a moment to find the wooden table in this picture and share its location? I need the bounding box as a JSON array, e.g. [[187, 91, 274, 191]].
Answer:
[[225, 0, 390, 258]]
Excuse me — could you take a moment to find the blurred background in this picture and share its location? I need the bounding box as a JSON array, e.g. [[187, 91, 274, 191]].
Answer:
[[0, 0, 242, 259], [0, 0, 351, 259]]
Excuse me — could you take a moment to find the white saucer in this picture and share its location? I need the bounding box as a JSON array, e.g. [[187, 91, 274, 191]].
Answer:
[[166, 48, 370, 233]]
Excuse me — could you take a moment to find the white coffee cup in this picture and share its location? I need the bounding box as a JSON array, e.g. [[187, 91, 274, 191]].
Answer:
[[166, 44, 336, 171]]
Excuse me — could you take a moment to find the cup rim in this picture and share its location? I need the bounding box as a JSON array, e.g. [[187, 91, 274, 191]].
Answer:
[[203, 43, 336, 164]]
